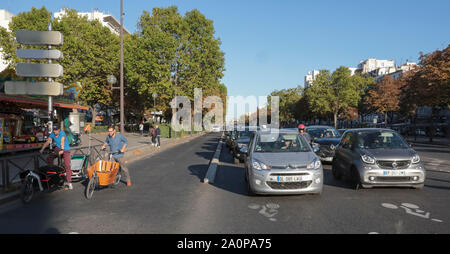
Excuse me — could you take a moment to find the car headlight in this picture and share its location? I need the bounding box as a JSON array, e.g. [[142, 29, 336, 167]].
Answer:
[[307, 159, 321, 170], [361, 155, 375, 164], [252, 160, 271, 171], [412, 154, 420, 164]]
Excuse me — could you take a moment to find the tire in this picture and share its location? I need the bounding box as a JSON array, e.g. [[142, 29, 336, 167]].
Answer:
[[352, 167, 362, 190], [21, 178, 34, 204], [247, 180, 255, 196], [86, 177, 96, 200], [331, 160, 342, 180]]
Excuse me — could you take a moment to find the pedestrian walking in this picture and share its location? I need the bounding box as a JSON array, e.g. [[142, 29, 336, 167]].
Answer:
[[155, 124, 161, 148], [101, 125, 132, 186], [139, 122, 144, 136], [150, 125, 156, 146]]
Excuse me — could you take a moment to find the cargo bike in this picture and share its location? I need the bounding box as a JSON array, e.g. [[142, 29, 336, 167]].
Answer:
[[85, 151, 122, 199]]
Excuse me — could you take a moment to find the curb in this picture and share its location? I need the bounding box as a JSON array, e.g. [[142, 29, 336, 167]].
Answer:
[[203, 134, 224, 184]]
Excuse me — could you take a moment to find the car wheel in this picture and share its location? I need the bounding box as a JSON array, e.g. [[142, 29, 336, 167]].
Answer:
[[352, 166, 362, 190], [247, 180, 255, 196], [331, 160, 342, 180]]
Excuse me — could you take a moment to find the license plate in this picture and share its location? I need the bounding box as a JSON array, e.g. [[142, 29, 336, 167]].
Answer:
[[383, 170, 406, 176], [271, 176, 302, 182]]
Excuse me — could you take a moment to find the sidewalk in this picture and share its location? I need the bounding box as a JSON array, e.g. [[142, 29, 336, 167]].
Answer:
[[0, 131, 208, 205], [405, 136, 450, 147]]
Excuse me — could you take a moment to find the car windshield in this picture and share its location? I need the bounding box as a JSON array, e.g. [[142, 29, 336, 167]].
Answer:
[[238, 131, 252, 139], [357, 131, 409, 149], [307, 127, 340, 139], [254, 133, 311, 153]]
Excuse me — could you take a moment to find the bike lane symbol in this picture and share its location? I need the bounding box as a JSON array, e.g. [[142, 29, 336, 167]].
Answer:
[[382, 203, 443, 222]]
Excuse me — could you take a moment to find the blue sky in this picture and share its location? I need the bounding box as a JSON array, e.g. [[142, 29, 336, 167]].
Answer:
[[4, 0, 450, 115]]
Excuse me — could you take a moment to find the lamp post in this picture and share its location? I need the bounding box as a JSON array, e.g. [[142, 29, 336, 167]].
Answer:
[[107, 75, 118, 126], [120, 0, 125, 133]]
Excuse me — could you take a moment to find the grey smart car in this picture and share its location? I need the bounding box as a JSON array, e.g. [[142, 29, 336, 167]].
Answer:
[[332, 128, 426, 189], [243, 128, 323, 195]]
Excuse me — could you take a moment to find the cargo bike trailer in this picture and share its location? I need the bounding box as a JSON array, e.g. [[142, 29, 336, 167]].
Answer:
[[85, 151, 122, 199]]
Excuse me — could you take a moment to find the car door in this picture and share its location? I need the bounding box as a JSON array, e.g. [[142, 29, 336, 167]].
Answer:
[[340, 132, 355, 176]]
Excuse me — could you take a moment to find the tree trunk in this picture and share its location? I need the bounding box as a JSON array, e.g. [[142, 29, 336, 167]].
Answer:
[[384, 111, 388, 128], [334, 111, 338, 129], [91, 106, 97, 126]]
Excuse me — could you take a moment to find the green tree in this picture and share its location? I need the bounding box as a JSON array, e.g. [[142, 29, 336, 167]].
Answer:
[[305, 67, 371, 128], [0, 7, 121, 124], [269, 86, 303, 123]]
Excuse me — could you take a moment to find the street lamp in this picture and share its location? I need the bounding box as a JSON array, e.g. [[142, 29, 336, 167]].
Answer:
[[107, 75, 117, 90], [120, 0, 125, 133]]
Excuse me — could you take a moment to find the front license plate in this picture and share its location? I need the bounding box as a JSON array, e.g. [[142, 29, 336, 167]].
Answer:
[[383, 170, 406, 176], [273, 176, 302, 182]]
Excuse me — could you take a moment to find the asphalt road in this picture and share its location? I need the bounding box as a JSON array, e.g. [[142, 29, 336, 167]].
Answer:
[[0, 133, 449, 234]]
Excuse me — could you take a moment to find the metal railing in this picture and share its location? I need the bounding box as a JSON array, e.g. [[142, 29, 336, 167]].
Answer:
[[0, 144, 103, 192]]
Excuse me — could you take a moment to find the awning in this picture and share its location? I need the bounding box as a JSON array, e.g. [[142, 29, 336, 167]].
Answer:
[[0, 94, 89, 110]]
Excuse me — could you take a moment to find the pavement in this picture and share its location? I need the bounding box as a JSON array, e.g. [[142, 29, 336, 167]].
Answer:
[[405, 136, 450, 147], [0, 131, 208, 205]]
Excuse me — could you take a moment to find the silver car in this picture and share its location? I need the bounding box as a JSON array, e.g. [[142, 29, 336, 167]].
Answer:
[[332, 128, 426, 189], [243, 129, 323, 195]]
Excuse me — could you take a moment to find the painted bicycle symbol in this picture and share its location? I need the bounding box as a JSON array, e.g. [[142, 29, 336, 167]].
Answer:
[[382, 203, 443, 222]]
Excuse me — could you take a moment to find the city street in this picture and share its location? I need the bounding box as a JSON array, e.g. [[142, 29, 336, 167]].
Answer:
[[0, 133, 449, 234]]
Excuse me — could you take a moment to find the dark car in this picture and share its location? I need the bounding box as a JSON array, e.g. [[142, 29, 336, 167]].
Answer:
[[332, 128, 425, 189], [306, 126, 342, 162], [232, 126, 259, 163]]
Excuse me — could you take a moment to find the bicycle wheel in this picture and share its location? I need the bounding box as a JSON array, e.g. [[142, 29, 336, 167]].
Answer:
[[86, 176, 96, 200], [21, 177, 34, 204], [113, 170, 121, 186]]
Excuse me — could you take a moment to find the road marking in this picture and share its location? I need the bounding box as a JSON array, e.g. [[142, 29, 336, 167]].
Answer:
[[249, 203, 280, 222], [382, 202, 443, 223]]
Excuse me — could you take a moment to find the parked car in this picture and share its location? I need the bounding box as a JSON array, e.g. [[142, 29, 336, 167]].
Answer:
[[243, 128, 323, 195], [332, 128, 425, 189], [232, 126, 259, 162], [306, 126, 342, 162]]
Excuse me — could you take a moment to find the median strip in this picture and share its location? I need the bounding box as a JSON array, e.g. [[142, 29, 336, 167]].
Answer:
[[203, 134, 224, 184]]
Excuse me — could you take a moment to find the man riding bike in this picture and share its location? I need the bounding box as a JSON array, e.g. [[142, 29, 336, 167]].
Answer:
[[40, 122, 73, 190], [101, 125, 132, 186]]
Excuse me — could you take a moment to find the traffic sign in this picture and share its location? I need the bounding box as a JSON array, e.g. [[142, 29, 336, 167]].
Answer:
[[16, 30, 63, 46], [16, 49, 63, 60], [5, 81, 63, 96], [16, 63, 63, 78]]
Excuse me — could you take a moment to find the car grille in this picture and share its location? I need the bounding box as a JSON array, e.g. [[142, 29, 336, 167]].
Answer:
[[266, 181, 312, 190], [318, 145, 335, 157], [375, 177, 412, 182], [377, 160, 410, 169]]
